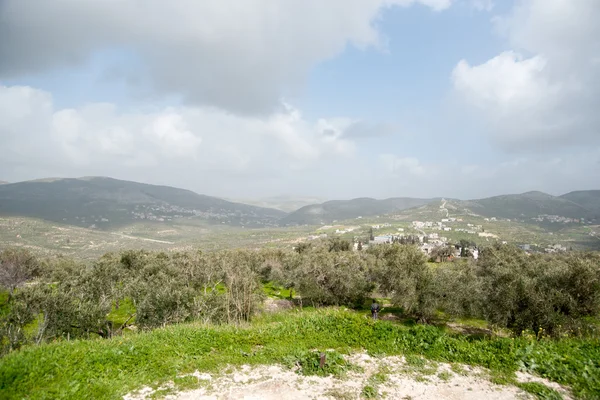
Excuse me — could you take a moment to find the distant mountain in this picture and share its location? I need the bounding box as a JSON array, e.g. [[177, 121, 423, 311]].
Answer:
[[560, 190, 600, 216], [280, 190, 600, 225], [0, 177, 285, 228], [458, 191, 596, 220], [280, 197, 434, 225], [226, 195, 327, 213], [0, 181, 8, 185]]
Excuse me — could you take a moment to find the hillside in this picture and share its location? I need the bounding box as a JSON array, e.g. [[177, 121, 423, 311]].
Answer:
[[560, 190, 600, 216], [457, 191, 595, 220], [0, 177, 285, 228], [227, 195, 326, 213], [280, 197, 434, 225]]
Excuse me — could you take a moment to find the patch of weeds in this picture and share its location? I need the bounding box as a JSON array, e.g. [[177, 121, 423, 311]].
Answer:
[[361, 366, 389, 399], [370, 370, 389, 385], [414, 375, 429, 383], [403, 355, 438, 376], [516, 382, 563, 400], [325, 388, 355, 400], [402, 396, 414, 400], [173, 375, 200, 391], [149, 387, 175, 399], [450, 363, 468, 376], [437, 371, 452, 382], [283, 350, 355, 377], [361, 384, 378, 399], [489, 370, 516, 386]]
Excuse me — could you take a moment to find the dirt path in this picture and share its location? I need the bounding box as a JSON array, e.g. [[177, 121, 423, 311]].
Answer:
[[110, 232, 175, 244], [124, 353, 571, 400]]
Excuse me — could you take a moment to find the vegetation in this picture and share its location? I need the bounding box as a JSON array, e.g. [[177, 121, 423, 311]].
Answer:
[[1, 240, 599, 398], [1, 309, 599, 399], [0, 177, 284, 229]]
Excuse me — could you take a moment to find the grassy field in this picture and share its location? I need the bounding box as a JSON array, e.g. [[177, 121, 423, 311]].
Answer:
[[2, 199, 600, 259], [1, 308, 599, 399], [0, 217, 314, 259]]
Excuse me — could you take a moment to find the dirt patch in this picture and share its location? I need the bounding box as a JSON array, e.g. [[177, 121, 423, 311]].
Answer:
[[124, 353, 572, 400], [263, 298, 294, 312]]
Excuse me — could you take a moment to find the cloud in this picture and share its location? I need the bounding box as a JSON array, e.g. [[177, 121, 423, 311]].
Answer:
[[0, 0, 452, 115], [452, 0, 600, 151], [379, 155, 428, 176], [343, 121, 400, 138], [470, 0, 493, 12], [0, 84, 355, 196], [375, 151, 600, 199]]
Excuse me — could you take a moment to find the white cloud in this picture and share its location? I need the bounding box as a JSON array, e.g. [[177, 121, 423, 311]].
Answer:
[[0, 0, 452, 114], [0, 84, 358, 196], [375, 151, 600, 199], [380, 155, 428, 176], [452, 0, 600, 151], [470, 0, 493, 12]]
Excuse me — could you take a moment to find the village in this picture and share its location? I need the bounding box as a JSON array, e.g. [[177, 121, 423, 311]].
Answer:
[[305, 211, 579, 258]]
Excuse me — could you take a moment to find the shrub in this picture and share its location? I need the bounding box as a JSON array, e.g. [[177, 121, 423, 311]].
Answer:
[[292, 248, 374, 307], [369, 244, 436, 320]]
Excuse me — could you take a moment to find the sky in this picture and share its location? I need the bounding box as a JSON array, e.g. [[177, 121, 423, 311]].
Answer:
[[1, 0, 599, 201]]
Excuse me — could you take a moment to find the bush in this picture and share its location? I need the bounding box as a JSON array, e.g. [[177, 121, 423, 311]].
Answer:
[[369, 244, 436, 320], [462, 245, 600, 336], [292, 248, 374, 307]]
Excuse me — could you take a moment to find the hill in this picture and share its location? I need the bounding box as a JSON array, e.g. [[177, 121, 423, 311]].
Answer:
[[457, 191, 596, 220], [0, 177, 285, 228], [280, 197, 434, 225], [0, 181, 8, 185], [226, 195, 326, 213], [560, 190, 600, 216]]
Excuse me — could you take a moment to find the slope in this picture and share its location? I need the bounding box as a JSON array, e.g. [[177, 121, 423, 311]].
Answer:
[[458, 191, 593, 220], [0, 177, 285, 228], [560, 190, 600, 217], [280, 197, 434, 225]]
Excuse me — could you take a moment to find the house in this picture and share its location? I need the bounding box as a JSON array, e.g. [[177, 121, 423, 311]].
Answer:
[[373, 235, 393, 244]]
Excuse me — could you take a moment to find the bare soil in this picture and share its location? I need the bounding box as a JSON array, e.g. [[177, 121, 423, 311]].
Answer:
[[124, 353, 572, 400]]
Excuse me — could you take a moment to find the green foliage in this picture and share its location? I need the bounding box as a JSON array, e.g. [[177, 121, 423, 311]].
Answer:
[[361, 384, 378, 398], [1, 309, 599, 399], [291, 248, 374, 307], [0, 248, 40, 300], [369, 244, 436, 320], [283, 349, 353, 377], [516, 382, 563, 400], [476, 245, 600, 335]]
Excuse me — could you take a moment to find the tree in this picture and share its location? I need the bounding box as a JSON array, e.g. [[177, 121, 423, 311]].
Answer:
[[293, 249, 374, 307], [369, 244, 436, 320], [357, 241, 363, 251], [369, 227, 375, 241], [428, 246, 455, 262], [0, 249, 39, 302], [328, 238, 351, 252]]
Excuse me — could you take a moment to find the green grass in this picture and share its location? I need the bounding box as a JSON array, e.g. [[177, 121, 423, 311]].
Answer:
[[262, 281, 293, 299], [517, 382, 564, 400], [1, 309, 599, 399], [106, 298, 136, 327]]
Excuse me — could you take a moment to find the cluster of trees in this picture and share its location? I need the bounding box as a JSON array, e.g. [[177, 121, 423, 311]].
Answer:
[[1, 240, 599, 355]]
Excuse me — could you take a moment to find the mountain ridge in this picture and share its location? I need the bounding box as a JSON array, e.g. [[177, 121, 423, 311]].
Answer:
[[0, 177, 285, 228], [0, 177, 599, 227]]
